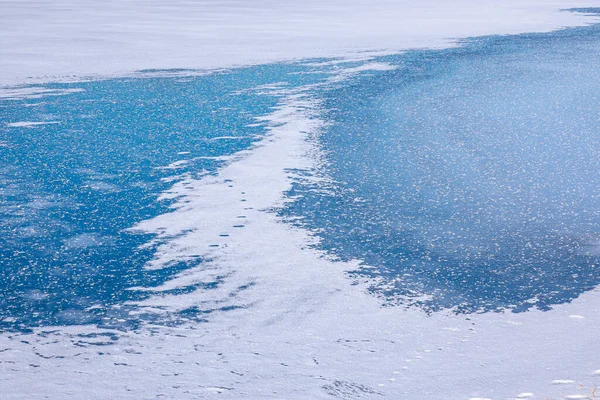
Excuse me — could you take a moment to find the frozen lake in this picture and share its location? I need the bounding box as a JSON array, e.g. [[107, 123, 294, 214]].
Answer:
[[2, 4, 600, 400]]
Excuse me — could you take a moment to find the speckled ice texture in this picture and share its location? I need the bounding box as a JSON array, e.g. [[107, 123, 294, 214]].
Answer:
[[3, 1, 600, 400]]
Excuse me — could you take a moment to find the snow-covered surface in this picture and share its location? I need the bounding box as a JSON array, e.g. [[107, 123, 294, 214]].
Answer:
[[3, 1, 600, 399], [1, 0, 600, 86]]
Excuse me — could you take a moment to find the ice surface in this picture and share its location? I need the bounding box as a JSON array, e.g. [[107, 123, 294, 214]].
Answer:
[[0, 65, 319, 328], [2, 2, 600, 400], [2, 78, 600, 398], [281, 21, 600, 313]]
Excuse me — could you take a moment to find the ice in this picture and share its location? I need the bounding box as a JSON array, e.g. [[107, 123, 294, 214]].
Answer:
[[1, 62, 596, 398], [282, 18, 600, 312], [2, 1, 600, 400], [84, 181, 121, 192], [0, 87, 84, 100], [63, 233, 109, 250]]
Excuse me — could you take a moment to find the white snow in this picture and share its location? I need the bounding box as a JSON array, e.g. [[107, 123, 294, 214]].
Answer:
[[516, 394, 534, 399], [5, 121, 60, 128], [0, 87, 83, 100], [1, 0, 600, 86]]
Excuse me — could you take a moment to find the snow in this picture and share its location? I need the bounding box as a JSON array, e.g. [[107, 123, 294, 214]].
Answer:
[[1, 0, 600, 86], [5, 121, 60, 128]]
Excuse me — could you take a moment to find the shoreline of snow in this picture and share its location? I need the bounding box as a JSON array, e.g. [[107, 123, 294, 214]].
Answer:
[[1, 1, 600, 87]]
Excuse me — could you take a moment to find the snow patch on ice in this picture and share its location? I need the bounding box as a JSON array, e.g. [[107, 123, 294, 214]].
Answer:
[[516, 393, 534, 398], [0, 86, 84, 100], [5, 121, 60, 128]]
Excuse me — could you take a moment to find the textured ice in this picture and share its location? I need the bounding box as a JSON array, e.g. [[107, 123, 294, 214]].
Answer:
[[281, 19, 600, 313], [0, 63, 330, 329], [2, 3, 600, 400]]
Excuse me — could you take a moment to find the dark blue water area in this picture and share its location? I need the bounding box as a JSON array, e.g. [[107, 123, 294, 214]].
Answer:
[[0, 63, 331, 332], [282, 12, 600, 313]]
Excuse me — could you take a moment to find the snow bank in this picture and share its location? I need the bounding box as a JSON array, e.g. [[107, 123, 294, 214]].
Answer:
[[1, 0, 600, 85]]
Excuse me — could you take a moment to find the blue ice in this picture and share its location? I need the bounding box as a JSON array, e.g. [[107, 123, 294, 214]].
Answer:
[[3, 10, 600, 334], [283, 14, 600, 312], [0, 65, 330, 330]]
